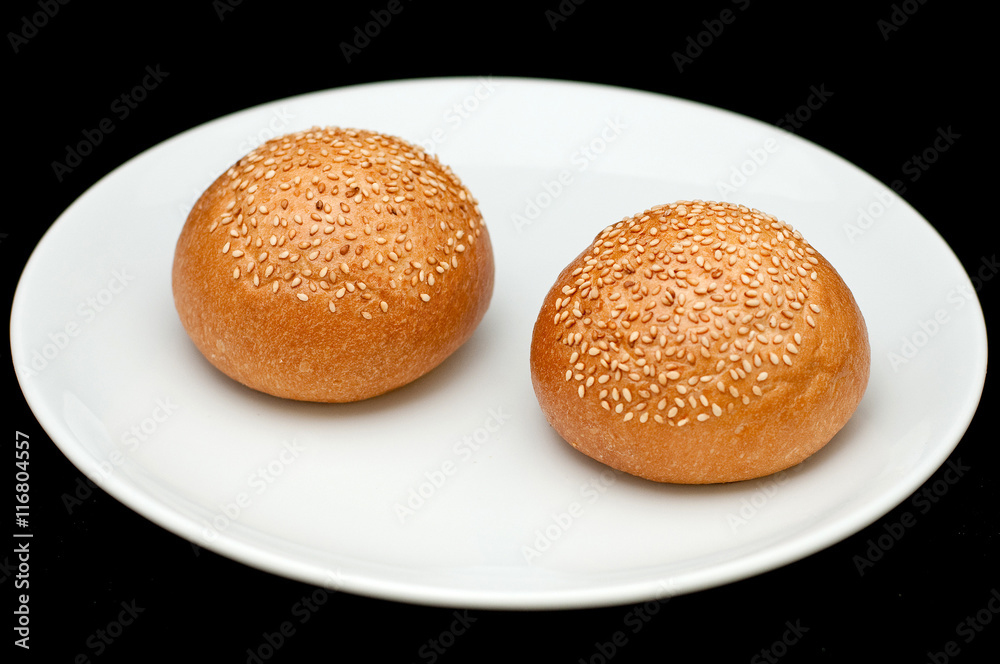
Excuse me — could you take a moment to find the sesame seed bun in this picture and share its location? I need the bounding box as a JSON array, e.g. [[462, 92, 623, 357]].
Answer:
[[529, 201, 870, 484], [172, 127, 494, 402]]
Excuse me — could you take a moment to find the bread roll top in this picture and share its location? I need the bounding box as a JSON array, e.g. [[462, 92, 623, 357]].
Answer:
[[173, 127, 494, 402], [530, 200, 869, 483]]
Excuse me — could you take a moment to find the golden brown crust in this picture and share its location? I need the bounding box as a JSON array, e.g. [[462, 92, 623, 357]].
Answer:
[[172, 127, 494, 402], [529, 200, 869, 483]]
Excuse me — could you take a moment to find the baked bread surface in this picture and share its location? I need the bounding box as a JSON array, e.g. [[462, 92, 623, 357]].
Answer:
[[173, 127, 494, 402], [530, 200, 869, 483]]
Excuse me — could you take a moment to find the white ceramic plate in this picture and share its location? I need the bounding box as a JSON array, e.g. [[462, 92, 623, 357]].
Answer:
[[11, 78, 987, 610]]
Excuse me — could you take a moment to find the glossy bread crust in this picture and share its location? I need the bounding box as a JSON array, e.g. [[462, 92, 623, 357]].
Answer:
[[530, 201, 869, 484], [173, 127, 494, 402]]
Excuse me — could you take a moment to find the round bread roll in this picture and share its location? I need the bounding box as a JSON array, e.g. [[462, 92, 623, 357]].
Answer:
[[530, 200, 869, 484], [173, 126, 493, 402]]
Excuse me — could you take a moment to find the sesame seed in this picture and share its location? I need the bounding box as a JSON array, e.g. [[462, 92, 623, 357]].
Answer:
[[540, 200, 832, 423]]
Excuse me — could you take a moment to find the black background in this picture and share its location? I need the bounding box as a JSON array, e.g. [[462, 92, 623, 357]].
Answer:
[[5, 1, 996, 662]]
